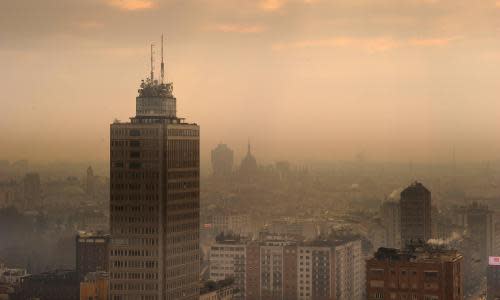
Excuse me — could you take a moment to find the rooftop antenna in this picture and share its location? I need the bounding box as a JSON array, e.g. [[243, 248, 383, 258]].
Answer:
[[150, 43, 155, 83], [161, 34, 165, 84]]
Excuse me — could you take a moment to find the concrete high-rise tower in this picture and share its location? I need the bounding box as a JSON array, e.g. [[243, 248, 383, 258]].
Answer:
[[109, 39, 200, 300], [400, 181, 431, 246]]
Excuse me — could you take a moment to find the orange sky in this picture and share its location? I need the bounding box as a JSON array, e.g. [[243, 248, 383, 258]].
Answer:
[[1, 0, 499, 164]]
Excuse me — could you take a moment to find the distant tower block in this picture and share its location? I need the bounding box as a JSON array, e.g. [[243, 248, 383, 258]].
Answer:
[[85, 166, 95, 197], [400, 182, 432, 246], [211, 144, 234, 177]]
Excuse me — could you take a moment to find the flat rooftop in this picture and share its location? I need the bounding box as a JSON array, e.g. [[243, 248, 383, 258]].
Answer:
[[373, 245, 463, 263]]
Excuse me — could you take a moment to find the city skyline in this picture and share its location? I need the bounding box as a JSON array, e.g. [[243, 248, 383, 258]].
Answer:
[[1, 2, 500, 300]]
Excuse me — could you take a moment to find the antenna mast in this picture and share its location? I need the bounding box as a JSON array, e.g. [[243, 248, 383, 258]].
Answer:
[[161, 34, 165, 84], [150, 43, 155, 83]]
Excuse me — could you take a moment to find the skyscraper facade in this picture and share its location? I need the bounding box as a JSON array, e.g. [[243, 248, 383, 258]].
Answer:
[[400, 182, 432, 246], [109, 44, 200, 300]]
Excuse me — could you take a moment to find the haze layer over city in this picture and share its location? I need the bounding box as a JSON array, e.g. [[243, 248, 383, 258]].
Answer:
[[2, 0, 500, 164], [1, 1, 500, 300]]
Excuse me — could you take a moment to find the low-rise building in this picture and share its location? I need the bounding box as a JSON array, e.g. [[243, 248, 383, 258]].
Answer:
[[0, 268, 28, 286], [80, 271, 109, 300], [13, 269, 79, 300], [200, 279, 235, 300]]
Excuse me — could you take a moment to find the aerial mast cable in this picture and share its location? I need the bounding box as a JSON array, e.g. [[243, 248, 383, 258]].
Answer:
[[150, 43, 155, 83], [161, 34, 165, 84]]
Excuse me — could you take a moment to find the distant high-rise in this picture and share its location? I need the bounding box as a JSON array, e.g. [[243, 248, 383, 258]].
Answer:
[[467, 202, 496, 264], [380, 200, 401, 249], [400, 182, 432, 246], [211, 144, 234, 177], [23, 172, 40, 208], [109, 39, 200, 300], [85, 166, 96, 198], [239, 142, 258, 179]]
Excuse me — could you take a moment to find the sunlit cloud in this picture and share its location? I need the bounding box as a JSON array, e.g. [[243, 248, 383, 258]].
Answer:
[[272, 37, 400, 53], [206, 23, 266, 34], [408, 37, 460, 46], [77, 20, 104, 30], [260, 0, 288, 11], [273, 36, 459, 52], [259, 0, 319, 12], [107, 0, 155, 11]]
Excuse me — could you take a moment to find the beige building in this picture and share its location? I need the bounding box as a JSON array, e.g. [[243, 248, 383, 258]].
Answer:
[[209, 238, 247, 300]]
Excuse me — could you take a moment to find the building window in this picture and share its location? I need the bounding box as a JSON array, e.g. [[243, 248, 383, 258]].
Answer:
[[130, 129, 141, 136]]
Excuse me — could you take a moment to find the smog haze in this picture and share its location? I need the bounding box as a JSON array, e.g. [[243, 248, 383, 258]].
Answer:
[[1, 0, 500, 164]]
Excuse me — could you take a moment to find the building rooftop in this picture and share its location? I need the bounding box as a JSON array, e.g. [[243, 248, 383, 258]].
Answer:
[[22, 269, 77, 283], [200, 278, 234, 295], [77, 230, 110, 239], [83, 271, 109, 282], [302, 237, 360, 248], [401, 181, 431, 197], [373, 244, 462, 263]]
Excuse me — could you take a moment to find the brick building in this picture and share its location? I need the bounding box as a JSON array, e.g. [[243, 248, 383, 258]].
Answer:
[[366, 246, 463, 300]]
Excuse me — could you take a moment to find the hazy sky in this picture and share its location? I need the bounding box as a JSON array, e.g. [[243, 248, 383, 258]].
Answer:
[[1, 0, 500, 164]]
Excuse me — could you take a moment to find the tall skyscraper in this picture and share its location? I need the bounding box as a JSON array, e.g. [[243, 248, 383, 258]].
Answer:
[[400, 182, 432, 246], [109, 38, 200, 300], [211, 144, 234, 177]]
